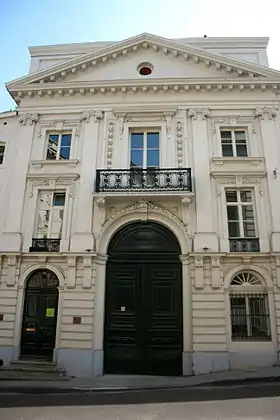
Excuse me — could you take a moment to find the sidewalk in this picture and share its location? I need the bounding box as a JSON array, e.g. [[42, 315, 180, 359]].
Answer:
[[1, 365, 280, 393]]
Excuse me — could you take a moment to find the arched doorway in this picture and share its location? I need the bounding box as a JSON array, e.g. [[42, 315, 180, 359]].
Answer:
[[20, 270, 59, 359], [104, 221, 183, 376]]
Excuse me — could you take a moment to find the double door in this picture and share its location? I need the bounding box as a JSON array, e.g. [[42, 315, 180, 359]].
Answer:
[[104, 262, 182, 376]]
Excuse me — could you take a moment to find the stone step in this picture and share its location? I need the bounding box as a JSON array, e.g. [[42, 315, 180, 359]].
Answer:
[[4, 364, 63, 373], [0, 359, 69, 381], [0, 370, 69, 381]]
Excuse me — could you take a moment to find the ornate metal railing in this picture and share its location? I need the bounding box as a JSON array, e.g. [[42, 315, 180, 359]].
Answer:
[[96, 168, 192, 192], [229, 238, 260, 252], [29, 238, 61, 253]]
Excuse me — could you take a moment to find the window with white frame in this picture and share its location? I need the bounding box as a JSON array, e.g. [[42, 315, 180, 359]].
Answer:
[[35, 191, 66, 239], [46, 132, 72, 160], [0, 143, 5, 164], [130, 131, 160, 169], [226, 189, 256, 238], [220, 129, 248, 157], [229, 271, 271, 341]]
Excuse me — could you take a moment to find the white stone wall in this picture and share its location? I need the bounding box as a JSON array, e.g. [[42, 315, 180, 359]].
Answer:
[[0, 35, 280, 377]]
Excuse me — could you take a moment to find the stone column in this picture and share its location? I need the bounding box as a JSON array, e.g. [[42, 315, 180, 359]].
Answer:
[[92, 254, 107, 377], [0, 113, 38, 252], [188, 109, 218, 252], [180, 255, 193, 375], [71, 111, 103, 252], [255, 107, 280, 251]]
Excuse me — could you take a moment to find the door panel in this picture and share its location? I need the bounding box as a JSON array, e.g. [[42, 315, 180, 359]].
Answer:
[[104, 262, 182, 376], [21, 290, 58, 358], [104, 265, 139, 374]]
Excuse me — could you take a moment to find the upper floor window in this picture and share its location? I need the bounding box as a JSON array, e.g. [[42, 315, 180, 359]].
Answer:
[[220, 129, 247, 157], [35, 191, 66, 239], [226, 189, 256, 238], [0, 143, 5, 164], [130, 131, 159, 169], [229, 271, 271, 341], [46, 132, 72, 160]]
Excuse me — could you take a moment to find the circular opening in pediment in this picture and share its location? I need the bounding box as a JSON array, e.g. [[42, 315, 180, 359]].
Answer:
[[138, 62, 153, 76]]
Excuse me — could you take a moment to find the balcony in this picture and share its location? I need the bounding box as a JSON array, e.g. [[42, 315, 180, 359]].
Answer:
[[29, 238, 61, 253], [96, 168, 192, 193], [229, 238, 260, 252]]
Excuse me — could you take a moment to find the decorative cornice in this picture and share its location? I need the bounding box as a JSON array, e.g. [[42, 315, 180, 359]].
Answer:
[[11, 79, 280, 102]]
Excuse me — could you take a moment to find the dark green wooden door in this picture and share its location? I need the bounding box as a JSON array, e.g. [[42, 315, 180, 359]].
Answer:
[[21, 270, 59, 359], [104, 222, 183, 376]]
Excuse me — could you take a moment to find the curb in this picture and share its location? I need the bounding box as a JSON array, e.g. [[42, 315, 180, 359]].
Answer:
[[0, 376, 280, 394]]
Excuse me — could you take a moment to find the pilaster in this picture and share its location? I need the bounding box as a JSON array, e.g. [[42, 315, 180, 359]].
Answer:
[[255, 107, 280, 250], [66, 256, 76, 288], [188, 108, 218, 252], [0, 114, 38, 252], [71, 110, 103, 252]]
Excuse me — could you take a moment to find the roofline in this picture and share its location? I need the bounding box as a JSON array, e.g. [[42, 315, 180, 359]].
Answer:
[[0, 110, 18, 119], [28, 36, 270, 57]]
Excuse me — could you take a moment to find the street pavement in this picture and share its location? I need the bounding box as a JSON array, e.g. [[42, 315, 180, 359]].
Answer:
[[1, 395, 280, 419]]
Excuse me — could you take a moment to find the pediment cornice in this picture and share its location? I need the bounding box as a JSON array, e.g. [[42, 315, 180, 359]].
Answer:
[[7, 33, 280, 91]]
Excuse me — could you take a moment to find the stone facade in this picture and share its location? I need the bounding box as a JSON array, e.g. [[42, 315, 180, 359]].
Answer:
[[1, 33, 280, 378]]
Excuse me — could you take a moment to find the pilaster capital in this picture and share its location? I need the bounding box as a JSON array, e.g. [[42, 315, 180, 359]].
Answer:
[[19, 113, 39, 125], [80, 110, 104, 123], [95, 254, 108, 265], [188, 108, 210, 120], [179, 254, 191, 264], [254, 107, 277, 120], [67, 256, 76, 267]]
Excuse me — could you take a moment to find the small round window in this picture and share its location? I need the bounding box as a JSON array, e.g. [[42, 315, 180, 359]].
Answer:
[[137, 62, 153, 76]]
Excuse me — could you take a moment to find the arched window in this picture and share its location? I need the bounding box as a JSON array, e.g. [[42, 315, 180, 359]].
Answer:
[[229, 271, 271, 341]]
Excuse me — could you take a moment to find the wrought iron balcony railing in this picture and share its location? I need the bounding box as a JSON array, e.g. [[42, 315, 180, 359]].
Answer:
[[96, 168, 192, 193], [229, 238, 260, 252], [29, 238, 61, 253]]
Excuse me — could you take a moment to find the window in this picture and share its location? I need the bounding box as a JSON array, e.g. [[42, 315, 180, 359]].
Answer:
[[46, 132, 72, 160], [130, 131, 159, 169], [0, 143, 5, 164], [229, 272, 271, 341], [220, 129, 247, 157], [226, 190, 256, 238], [36, 192, 66, 239]]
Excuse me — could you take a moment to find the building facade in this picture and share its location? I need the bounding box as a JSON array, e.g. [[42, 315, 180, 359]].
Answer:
[[1, 33, 280, 378]]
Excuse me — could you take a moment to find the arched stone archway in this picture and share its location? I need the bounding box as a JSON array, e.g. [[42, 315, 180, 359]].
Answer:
[[103, 221, 183, 376], [20, 269, 59, 359]]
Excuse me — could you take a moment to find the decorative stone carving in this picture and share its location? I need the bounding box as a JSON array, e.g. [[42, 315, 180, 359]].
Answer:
[[176, 121, 184, 167], [96, 197, 106, 209], [106, 122, 115, 169], [188, 108, 210, 120], [255, 107, 277, 120], [7, 255, 17, 286], [101, 199, 189, 236], [67, 257, 76, 288], [19, 113, 39, 125]]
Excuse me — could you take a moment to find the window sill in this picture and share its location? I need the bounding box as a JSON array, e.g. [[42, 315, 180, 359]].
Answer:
[[31, 159, 79, 169], [211, 157, 265, 175]]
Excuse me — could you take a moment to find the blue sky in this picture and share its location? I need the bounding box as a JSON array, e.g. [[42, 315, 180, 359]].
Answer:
[[1, 0, 280, 111]]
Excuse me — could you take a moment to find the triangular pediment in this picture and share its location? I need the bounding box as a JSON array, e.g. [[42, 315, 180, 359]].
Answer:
[[7, 33, 280, 91]]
